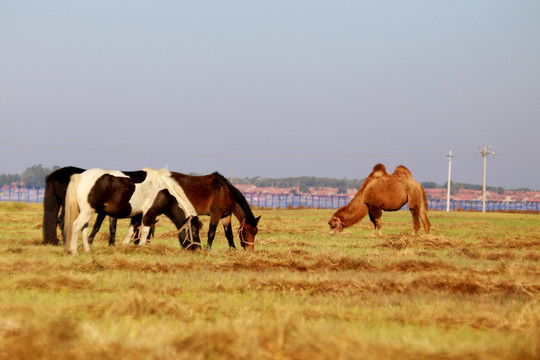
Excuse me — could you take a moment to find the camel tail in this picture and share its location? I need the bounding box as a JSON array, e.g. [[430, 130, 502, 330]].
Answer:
[[63, 174, 81, 254], [422, 186, 428, 212], [42, 180, 61, 245]]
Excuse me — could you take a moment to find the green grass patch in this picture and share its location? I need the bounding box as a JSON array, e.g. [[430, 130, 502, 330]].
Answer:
[[0, 204, 538, 359]]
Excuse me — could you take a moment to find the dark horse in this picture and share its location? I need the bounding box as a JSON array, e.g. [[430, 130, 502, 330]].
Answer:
[[42, 167, 152, 246], [63, 168, 201, 254], [43, 166, 85, 245]]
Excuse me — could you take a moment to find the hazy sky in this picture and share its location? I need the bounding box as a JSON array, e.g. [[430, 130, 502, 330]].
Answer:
[[2, 1, 539, 189]]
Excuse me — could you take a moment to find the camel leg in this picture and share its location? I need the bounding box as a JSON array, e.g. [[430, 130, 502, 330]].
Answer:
[[368, 217, 376, 237], [409, 208, 421, 235], [419, 207, 430, 234], [368, 207, 383, 236]]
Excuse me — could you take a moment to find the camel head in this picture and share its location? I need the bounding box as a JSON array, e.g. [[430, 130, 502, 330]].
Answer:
[[328, 216, 344, 234]]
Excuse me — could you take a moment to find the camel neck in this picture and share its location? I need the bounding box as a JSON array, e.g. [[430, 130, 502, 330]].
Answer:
[[335, 195, 368, 227]]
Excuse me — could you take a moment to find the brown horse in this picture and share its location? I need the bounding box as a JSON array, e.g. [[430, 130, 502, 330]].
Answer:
[[170, 172, 260, 250], [328, 163, 430, 236]]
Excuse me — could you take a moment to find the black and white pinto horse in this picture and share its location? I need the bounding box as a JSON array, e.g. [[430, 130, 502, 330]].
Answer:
[[64, 168, 201, 254], [42, 166, 154, 246]]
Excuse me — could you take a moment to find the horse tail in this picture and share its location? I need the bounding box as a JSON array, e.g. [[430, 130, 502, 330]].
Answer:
[[63, 174, 81, 253], [42, 178, 61, 245]]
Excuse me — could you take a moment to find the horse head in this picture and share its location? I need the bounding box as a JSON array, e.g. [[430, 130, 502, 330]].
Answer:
[[328, 216, 344, 234], [178, 216, 202, 250], [239, 216, 261, 250]]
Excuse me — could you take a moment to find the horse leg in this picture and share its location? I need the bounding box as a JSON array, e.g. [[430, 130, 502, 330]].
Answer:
[[221, 215, 236, 249], [207, 214, 220, 250], [131, 215, 143, 244], [58, 206, 66, 245], [109, 217, 117, 246], [138, 211, 158, 246], [88, 212, 106, 245], [81, 222, 90, 252], [70, 210, 93, 254], [43, 195, 61, 245], [122, 224, 135, 245], [137, 225, 151, 246]]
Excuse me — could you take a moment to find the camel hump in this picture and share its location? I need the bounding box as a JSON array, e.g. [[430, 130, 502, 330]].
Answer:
[[393, 165, 413, 178], [370, 163, 387, 177]]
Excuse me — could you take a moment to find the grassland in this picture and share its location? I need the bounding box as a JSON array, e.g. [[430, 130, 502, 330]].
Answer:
[[0, 202, 538, 359]]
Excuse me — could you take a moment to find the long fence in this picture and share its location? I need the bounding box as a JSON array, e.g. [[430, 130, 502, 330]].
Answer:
[[1, 187, 539, 212], [242, 193, 540, 212], [0, 186, 45, 203]]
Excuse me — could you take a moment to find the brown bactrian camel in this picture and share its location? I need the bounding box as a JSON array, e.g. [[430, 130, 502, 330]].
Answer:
[[328, 163, 430, 236]]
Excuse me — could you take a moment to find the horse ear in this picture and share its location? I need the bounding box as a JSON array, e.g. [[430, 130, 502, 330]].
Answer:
[[255, 215, 261, 225]]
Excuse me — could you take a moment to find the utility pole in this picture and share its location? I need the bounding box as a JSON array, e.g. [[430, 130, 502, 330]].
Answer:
[[479, 142, 495, 213], [445, 148, 453, 212]]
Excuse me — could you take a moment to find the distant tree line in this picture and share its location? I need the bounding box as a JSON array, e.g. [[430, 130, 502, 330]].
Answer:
[[0, 165, 533, 193], [233, 176, 367, 194], [0, 164, 60, 188], [232, 176, 528, 194], [422, 181, 511, 195]]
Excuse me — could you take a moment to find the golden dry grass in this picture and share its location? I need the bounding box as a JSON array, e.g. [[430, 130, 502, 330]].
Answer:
[[0, 203, 539, 359]]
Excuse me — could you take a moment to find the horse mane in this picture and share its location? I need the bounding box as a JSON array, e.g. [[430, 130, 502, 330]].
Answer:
[[213, 172, 258, 226], [142, 167, 171, 177], [143, 168, 198, 217]]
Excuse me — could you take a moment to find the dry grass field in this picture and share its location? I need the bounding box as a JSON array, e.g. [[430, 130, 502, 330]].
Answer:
[[0, 202, 539, 359]]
